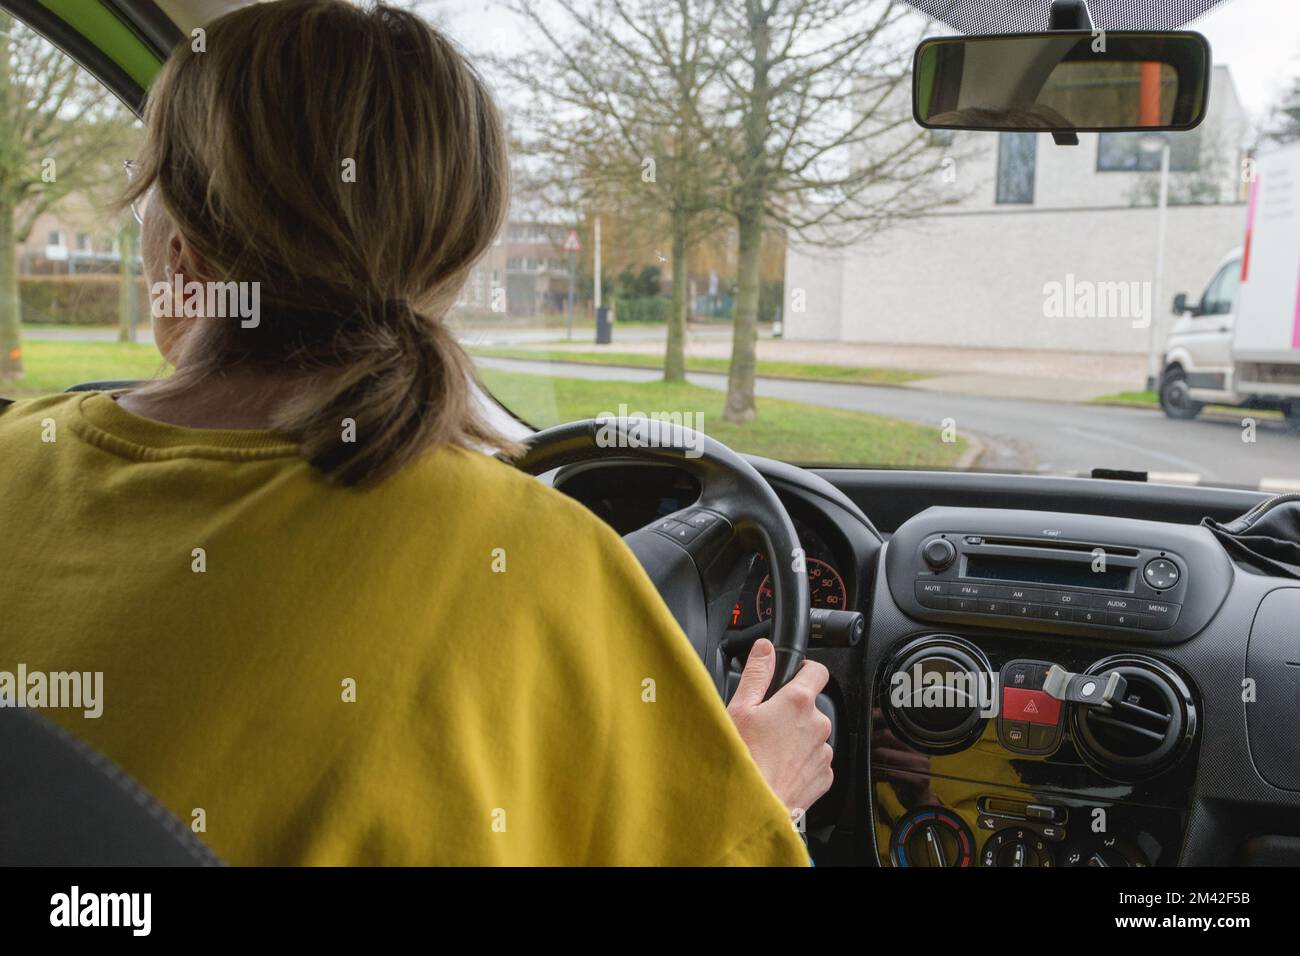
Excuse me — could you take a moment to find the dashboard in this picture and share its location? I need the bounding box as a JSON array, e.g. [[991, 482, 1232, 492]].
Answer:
[[551, 457, 1300, 868]]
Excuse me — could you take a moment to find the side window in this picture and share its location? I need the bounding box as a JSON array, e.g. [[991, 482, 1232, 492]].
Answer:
[[1200, 261, 1241, 316], [996, 132, 1037, 204], [0, 12, 144, 387]]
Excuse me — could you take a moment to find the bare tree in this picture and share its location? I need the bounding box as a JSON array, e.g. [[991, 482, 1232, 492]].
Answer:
[[0, 12, 138, 381], [710, 0, 968, 422], [1260, 72, 1300, 146], [497, 0, 728, 381]]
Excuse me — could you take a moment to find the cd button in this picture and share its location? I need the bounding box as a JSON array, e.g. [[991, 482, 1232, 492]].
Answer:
[[1046, 590, 1086, 606]]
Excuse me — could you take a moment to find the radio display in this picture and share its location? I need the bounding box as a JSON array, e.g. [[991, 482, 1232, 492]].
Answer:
[[965, 554, 1131, 591]]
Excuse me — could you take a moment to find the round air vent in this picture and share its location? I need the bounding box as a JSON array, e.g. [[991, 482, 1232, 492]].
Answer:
[[1072, 656, 1196, 780], [881, 635, 993, 754]]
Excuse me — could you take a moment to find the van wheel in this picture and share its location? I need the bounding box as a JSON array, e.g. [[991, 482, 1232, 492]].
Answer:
[[1159, 369, 1203, 420], [1284, 402, 1300, 434]]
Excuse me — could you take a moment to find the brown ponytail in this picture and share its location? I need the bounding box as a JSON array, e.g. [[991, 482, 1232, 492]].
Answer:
[[122, 0, 521, 485]]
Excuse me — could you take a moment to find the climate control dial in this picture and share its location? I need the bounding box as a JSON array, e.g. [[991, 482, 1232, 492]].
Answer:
[[980, 827, 1054, 867], [890, 807, 974, 867]]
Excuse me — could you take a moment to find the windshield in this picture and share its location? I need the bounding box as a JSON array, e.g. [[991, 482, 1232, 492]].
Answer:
[[3, 0, 1297, 493], [445, 0, 1300, 492]]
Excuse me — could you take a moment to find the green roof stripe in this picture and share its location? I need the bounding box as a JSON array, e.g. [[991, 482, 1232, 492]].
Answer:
[[38, 0, 164, 87]]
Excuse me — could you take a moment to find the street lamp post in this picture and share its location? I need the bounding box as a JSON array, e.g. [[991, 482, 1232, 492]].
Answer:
[[1141, 133, 1171, 391]]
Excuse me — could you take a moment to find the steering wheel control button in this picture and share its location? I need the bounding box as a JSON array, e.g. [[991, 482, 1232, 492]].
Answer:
[[922, 538, 957, 570], [681, 509, 721, 531], [890, 808, 973, 867], [1144, 558, 1180, 590], [651, 518, 684, 536]]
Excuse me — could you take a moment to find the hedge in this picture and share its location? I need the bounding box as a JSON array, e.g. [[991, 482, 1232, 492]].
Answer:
[[18, 274, 152, 327], [614, 296, 670, 323]]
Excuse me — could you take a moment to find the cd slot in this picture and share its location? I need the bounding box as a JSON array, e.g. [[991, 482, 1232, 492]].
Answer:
[[979, 536, 1140, 558]]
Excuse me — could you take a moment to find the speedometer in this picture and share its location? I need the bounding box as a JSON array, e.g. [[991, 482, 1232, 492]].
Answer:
[[755, 558, 847, 621]]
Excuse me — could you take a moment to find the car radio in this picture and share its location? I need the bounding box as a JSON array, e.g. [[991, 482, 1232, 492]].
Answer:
[[885, 508, 1232, 645], [912, 532, 1185, 633]]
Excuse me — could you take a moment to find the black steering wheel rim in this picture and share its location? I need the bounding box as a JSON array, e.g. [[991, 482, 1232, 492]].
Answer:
[[508, 417, 810, 696]]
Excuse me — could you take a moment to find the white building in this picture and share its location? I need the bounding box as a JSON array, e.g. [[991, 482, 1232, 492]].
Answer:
[[785, 65, 1250, 354]]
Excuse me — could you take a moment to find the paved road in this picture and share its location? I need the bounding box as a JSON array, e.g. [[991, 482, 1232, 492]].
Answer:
[[475, 357, 1300, 490]]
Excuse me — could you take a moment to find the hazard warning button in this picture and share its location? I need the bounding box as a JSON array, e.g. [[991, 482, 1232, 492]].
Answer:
[[1002, 688, 1061, 726]]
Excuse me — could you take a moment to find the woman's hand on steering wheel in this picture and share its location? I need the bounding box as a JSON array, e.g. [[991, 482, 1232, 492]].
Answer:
[[727, 639, 835, 817]]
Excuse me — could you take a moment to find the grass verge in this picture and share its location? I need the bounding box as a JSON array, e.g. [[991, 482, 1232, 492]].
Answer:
[[468, 345, 924, 387], [0, 340, 170, 398], [480, 367, 965, 467]]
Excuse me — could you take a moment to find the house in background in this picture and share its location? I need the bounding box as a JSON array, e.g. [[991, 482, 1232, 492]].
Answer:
[[784, 65, 1251, 354], [458, 220, 575, 318], [19, 202, 125, 276]]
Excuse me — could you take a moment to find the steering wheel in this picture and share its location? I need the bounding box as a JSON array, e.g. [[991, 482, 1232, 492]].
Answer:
[[510, 417, 810, 698]]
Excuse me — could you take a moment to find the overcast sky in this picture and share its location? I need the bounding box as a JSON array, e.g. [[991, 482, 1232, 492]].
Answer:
[[1190, 0, 1300, 121], [427, 0, 1300, 124]]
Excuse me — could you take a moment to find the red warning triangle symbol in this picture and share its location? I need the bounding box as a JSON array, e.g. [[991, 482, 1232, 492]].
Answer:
[[1024, 700, 1039, 714]]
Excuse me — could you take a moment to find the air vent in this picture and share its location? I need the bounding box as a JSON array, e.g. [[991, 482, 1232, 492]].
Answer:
[[881, 635, 993, 755], [1073, 657, 1196, 779]]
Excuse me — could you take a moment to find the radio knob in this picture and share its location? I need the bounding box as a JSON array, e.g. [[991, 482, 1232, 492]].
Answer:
[[922, 538, 957, 570]]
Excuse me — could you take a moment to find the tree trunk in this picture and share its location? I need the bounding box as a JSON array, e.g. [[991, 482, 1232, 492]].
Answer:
[[723, 0, 770, 424], [0, 13, 18, 383], [0, 202, 22, 382], [724, 205, 763, 422], [664, 207, 689, 382], [116, 225, 137, 343]]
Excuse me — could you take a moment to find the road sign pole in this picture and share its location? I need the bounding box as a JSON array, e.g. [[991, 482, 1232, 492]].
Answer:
[[567, 251, 575, 341]]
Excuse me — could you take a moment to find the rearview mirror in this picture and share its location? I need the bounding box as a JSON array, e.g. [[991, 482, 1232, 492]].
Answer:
[[914, 31, 1211, 133]]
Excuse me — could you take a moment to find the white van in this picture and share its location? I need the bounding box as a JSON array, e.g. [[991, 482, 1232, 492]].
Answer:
[[1160, 141, 1300, 431], [1159, 249, 1244, 419]]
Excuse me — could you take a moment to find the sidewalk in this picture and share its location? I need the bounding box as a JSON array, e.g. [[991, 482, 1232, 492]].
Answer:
[[481, 325, 1147, 402]]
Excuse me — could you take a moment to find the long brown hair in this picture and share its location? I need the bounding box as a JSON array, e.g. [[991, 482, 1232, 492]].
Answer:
[[124, 0, 519, 485]]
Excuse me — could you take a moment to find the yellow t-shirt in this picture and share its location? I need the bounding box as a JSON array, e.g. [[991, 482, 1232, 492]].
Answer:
[[0, 392, 808, 866]]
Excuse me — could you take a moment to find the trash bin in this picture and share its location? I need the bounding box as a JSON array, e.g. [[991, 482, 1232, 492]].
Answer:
[[595, 306, 612, 345]]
